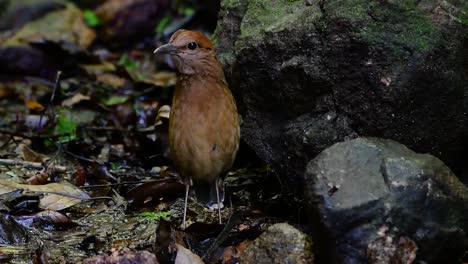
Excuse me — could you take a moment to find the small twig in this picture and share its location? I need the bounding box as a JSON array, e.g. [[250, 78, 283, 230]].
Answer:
[[0, 158, 67, 172], [79, 180, 157, 189], [86, 196, 116, 202], [0, 129, 74, 140], [50, 71, 61, 103], [84, 126, 130, 132], [84, 126, 157, 134], [64, 150, 100, 164], [38, 71, 62, 130], [202, 212, 243, 260]]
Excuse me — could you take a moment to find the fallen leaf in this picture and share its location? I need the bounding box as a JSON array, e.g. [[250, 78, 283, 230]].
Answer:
[[83, 248, 157, 264], [80, 62, 117, 75], [155, 105, 171, 126], [158, 105, 171, 119], [126, 179, 184, 208], [95, 0, 168, 41], [145, 71, 176, 87], [73, 165, 88, 187], [15, 210, 73, 228], [0, 83, 14, 98], [175, 244, 204, 264], [16, 144, 48, 163], [61, 93, 91, 107], [83, 9, 100, 27], [0, 180, 90, 211], [222, 240, 250, 262], [24, 99, 45, 112], [102, 95, 130, 106], [26, 170, 50, 185], [96, 73, 127, 89], [3, 5, 96, 49]]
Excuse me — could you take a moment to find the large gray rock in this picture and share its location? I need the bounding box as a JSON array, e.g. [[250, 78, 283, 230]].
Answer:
[[305, 138, 468, 263], [214, 0, 468, 182]]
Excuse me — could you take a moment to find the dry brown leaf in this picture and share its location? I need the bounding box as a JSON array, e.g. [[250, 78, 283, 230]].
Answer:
[[62, 93, 91, 107], [96, 73, 127, 89], [158, 105, 171, 119], [95, 0, 137, 22], [3, 5, 96, 49], [155, 105, 171, 126], [0, 83, 14, 99], [175, 244, 204, 264], [146, 71, 177, 87], [0, 180, 90, 211], [40, 193, 82, 211], [24, 99, 45, 112], [80, 62, 117, 75], [222, 240, 250, 262], [26, 170, 50, 185], [17, 144, 48, 163], [31, 210, 72, 225]]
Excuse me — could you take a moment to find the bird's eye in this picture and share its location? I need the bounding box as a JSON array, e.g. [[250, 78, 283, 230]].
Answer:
[[187, 42, 198, 50]]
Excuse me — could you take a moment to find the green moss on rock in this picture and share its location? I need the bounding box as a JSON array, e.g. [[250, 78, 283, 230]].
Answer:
[[236, 0, 321, 50], [222, 0, 243, 9], [363, 3, 439, 53], [324, 0, 440, 53]]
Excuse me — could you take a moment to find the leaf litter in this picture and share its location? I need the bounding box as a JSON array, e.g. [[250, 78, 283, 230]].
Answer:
[[0, 0, 295, 263]]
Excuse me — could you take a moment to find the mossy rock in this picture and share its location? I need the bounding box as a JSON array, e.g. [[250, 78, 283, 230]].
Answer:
[[214, 0, 468, 186]]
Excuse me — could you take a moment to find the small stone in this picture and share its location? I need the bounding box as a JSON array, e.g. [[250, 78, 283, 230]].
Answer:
[[240, 223, 313, 264]]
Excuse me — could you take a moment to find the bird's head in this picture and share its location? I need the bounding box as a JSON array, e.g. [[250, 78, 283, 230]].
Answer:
[[154, 29, 220, 76]]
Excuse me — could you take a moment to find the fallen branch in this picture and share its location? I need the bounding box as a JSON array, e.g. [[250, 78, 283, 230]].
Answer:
[[0, 158, 67, 172]]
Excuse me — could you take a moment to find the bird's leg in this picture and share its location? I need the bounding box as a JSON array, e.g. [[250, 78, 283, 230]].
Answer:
[[183, 182, 189, 229], [215, 181, 222, 224]]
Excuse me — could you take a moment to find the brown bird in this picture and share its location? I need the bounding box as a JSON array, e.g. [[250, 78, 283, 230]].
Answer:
[[154, 30, 240, 228]]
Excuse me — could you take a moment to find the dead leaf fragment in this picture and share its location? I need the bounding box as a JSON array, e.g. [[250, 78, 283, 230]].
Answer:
[[0, 180, 90, 211], [17, 144, 49, 163], [96, 73, 127, 89], [175, 244, 204, 264], [83, 248, 158, 264], [24, 99, 45, 112], [3, 5, 96, 49], [61, 93, 91, 107], [80, 61, 117, 75], [146, 71, 177, 87], [26, 170, 50, 185], [158, 105, 171, 119]]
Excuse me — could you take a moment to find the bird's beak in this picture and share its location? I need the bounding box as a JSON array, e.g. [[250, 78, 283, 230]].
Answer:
[[154, 44, 178, 55]]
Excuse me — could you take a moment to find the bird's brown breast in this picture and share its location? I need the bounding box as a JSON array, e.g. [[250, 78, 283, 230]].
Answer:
[[169, 76, 240, 185]]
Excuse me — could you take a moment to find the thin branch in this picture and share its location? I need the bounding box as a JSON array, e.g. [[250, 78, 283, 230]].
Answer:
[[0, 129, 73, 140], [79, 180, 157, 189], [38, 70, 62, 130], [0, 158, 67, 172]]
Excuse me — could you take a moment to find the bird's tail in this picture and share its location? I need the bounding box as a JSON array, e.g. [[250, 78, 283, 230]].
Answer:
[[193, 180, 225, 209]]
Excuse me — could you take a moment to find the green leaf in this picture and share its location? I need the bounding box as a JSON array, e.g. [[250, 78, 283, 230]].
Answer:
[[5, 171, 17, 177], [118, 53, 137, 71], [183, 7, 195, 17], [83, 10, 100, 27], [110, 162, 121, 170], [54, 115, 78, 143], [44, 138, 54, 147], [155, 16, 170, 34], [139, 211, 170, 220], [102, 95, 129, 106]]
